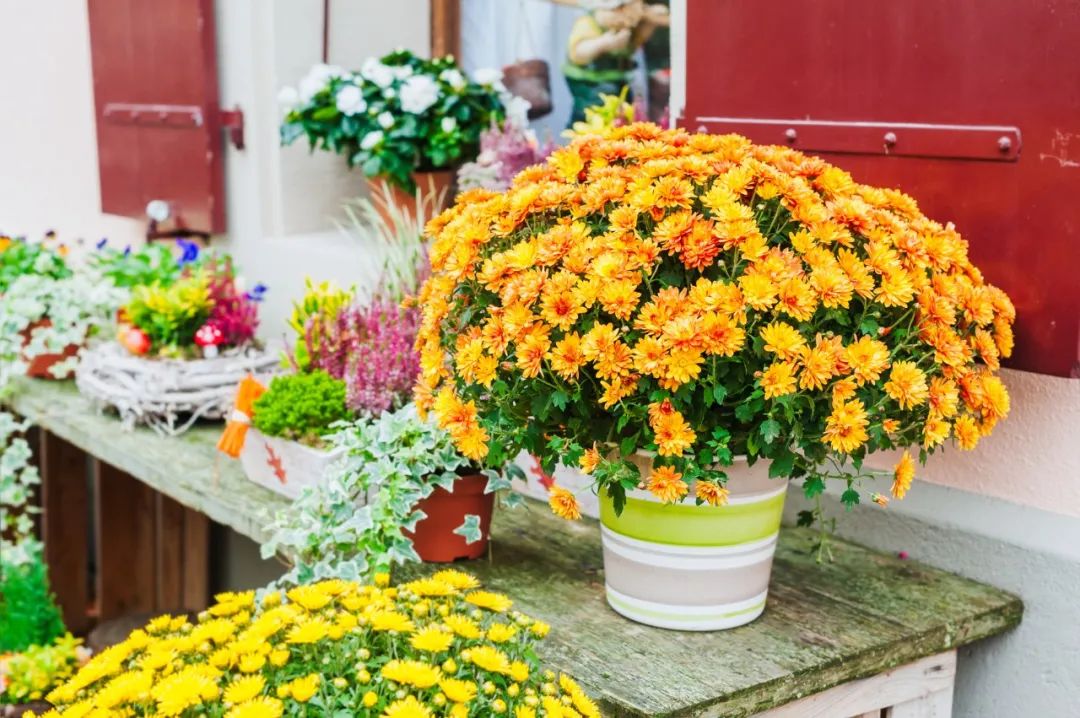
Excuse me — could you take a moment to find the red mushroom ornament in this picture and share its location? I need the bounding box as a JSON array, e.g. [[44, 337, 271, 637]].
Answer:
[[194, 322, 225, 358]]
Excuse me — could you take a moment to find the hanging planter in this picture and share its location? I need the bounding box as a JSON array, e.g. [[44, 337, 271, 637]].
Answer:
[[406, 473, 495, 562], [600, 455, 786, 630]]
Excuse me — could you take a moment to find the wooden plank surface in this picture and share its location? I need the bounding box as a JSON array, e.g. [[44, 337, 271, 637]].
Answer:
[[94, 461, 157, 620], [10, 379, 1022, 718], [38, 431, 92, 633]]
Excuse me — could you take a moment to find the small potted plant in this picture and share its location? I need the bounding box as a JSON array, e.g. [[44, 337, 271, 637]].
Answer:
[[416, 123, 1016, 631], [42, 570, 598, 717], [230, 371, 351, 499], [279, 49, 509, 215], [75, 253, 276, 435]]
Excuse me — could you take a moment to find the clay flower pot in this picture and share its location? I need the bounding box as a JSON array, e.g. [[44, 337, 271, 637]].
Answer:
[[21, 319, 80, 380], [366, 169, 454, 225], [406, 474, 495, 562], [502, 58, 554, 119], [239, 428, 345, 500], [599, 455, 787, 631]]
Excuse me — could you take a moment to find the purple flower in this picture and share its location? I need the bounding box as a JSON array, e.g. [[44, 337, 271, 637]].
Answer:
[[95, 238, 108, 250], [245, 283, 268, 302], [291, 296, 420, 416], [176, 239, 200, 266]]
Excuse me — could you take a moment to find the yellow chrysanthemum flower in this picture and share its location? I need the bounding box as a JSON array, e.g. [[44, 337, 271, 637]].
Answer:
[[409, 626, 454, 653], [224, 697, 284, 718], [439, 677, 478, 703], [464, 591, 513, 613], [381, 660, 441, 689], [224, 675, 266, 705]]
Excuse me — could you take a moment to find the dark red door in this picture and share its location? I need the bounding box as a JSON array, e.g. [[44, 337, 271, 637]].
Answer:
[[683, 0, 1080, 377], [87, 0, 226, 235]]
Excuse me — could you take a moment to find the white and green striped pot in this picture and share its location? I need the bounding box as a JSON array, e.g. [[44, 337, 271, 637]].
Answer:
[[599, 455, 787, 631]]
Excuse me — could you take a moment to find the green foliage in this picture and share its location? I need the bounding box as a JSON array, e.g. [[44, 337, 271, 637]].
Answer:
[[262, 404, 483, 587], [124, 273, 212, 352], [280, 50, 507, 192], [286, 279, 354, 372], [0, 237, 70, 294], [251, 371, 350, 446], [0, 634, 84, 705], [0, 546, 66, 654], [88, 242, 185, 289]]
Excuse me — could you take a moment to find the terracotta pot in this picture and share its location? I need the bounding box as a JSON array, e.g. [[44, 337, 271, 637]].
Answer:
[[21, 320, 80, 380], [366, 170, 455, 226], [406, 474, 494, 562], [503, 58, 554, 119]]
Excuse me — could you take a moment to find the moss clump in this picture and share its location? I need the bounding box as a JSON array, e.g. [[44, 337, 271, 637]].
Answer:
[[252, 371, 350, 447]]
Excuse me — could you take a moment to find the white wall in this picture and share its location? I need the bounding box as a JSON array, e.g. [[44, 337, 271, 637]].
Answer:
[[0, 1, 144, 248]]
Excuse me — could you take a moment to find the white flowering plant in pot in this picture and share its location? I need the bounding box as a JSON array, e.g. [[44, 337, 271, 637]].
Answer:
[[279, 49, 509, 194]]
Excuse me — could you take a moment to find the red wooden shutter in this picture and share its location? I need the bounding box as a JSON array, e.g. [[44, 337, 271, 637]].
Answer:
[[87, 0, 227, 235], [682, 0, 1080, 377]]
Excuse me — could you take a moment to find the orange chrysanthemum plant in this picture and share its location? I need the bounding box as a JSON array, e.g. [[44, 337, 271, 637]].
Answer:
[[414, 123, 1014, 533]]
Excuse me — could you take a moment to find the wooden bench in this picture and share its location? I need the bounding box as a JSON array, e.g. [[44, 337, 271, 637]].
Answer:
[[12, 379, 1022, 717]]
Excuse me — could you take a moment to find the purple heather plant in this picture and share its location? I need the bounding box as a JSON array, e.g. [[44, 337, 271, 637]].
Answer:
[[457, 121, 556, 192], [291, 295, 420, 416]]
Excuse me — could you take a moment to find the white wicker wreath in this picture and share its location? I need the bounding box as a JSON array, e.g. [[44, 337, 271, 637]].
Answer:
[[75, 341, 279, 436]]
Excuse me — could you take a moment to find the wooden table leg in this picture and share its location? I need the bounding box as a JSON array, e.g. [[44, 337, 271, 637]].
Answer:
[[93, 460, 157, 620], [38, 431, 92, 634], [155, 493, 209, 612]]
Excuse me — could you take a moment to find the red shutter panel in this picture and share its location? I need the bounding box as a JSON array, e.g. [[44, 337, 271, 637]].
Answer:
[[682, 0, 1080, 377], [87, 0, 226, 235]]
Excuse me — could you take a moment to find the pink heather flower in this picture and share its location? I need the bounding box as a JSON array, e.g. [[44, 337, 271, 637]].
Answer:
[[293, 296, 419, 416]]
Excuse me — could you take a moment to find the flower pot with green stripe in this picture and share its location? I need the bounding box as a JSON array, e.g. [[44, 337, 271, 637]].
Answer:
[[599, 455, 787, 631]]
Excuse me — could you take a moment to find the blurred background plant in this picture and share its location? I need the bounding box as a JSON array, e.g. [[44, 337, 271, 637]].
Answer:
[[457, 115, 557, 192], [0, 234, 70, 294], [0, 634, 87, 706]]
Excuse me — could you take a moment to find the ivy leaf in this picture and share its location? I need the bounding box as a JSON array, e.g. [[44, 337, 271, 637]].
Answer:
[[482, 469, 512, 494], [453, 514, 484, 545]]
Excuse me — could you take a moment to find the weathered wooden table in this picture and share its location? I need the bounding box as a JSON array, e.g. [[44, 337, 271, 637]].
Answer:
[[12, 379, 1022, 718]]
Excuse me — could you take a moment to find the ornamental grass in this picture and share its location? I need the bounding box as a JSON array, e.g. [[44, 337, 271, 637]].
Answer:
[[414, 123, 1015, 516], [41, 570, 596, 718]]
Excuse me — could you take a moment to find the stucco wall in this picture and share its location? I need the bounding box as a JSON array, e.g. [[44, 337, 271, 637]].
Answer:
[[0, 1, 144, 247], [1, 3, 1079, 717]]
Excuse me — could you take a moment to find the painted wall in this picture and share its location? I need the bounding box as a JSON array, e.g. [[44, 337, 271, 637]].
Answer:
[[1, 2, 1079, 716], [0, 1, 144, 248]]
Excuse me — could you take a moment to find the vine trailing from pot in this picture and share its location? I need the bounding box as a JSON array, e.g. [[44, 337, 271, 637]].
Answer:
[[260, 403, 523, 588]]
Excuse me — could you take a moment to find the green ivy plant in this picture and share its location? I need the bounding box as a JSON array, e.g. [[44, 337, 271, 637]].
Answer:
[[0, 545, 66, 654], [261, 403, 521, 588], [251, 371, 351, 448]]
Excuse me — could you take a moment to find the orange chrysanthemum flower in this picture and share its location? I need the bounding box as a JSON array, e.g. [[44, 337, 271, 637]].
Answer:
[[549, 486, 582, 521], [884, 361, 929, 410], [823, 399, 869, 454], [844, 336, 891, 385], [695, 481, 729, 507], [891, 451, 916, 499], [647, 466, 688, 503], [760, 361, 798, 399]]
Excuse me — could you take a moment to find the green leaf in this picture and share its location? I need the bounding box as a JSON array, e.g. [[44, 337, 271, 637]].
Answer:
[[712, 384, 728, 405], [759, 418, 781, 444], [551, 390, 569, 411], [802, 475, 826, 499], [841, 487, 861, 509], [453, 514, 484, 545], [768, 448, 795, 478], [796, 510, 815, 527]]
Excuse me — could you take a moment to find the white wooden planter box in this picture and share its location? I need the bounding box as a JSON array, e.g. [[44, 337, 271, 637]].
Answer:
[[511, 451, 600, 518], [239, 428, 343, 500]]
